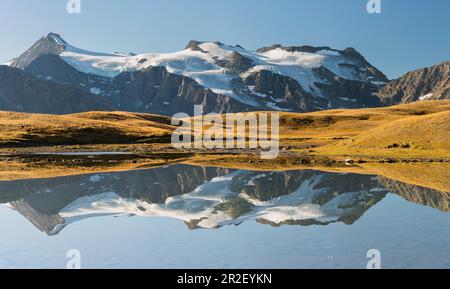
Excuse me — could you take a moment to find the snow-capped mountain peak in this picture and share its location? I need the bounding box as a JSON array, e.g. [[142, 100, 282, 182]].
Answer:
[[6, 33, 389, 115], [46, 33, 67, 46]]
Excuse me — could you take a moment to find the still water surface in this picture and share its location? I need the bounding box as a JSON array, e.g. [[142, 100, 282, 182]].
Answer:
[[0, 164, 449, 268]]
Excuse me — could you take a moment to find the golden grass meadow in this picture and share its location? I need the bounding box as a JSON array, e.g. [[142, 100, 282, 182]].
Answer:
[[0, 100, 449, 192]]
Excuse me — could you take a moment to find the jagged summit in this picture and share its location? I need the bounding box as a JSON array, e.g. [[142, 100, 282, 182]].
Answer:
[[185, 40, 227, 51], [10, 33, 67, 69], [45, 32, 68, 45]]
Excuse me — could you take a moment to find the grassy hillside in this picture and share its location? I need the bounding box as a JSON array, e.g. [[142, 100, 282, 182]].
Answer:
[[352, 111, 450, 150], [278, 100, 450, 159], [0, 111, 174, 146], [0, 100, 449, 160]]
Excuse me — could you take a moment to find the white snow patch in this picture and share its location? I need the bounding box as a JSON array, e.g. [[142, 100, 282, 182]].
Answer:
[[338, 97, 357, 102], [419, 93, 433, 101], [90, 87, 103, 95]]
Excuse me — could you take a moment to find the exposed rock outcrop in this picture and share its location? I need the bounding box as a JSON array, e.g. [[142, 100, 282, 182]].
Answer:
[[378, 61, 450, 105], [0, 65, 110, 114]]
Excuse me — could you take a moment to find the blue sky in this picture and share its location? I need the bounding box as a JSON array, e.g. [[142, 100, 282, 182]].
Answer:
[[0, 0, 448, 79]]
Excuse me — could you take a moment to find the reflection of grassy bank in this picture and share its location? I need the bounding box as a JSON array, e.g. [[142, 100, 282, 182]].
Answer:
[[1, 154, 448, 193], [359, 163, 450, 193], [0, 153, 189, 181], [186, 157, 450, 193]]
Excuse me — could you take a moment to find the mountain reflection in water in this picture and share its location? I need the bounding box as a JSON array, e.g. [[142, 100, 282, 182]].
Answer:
[[0, 164, 448, 236]]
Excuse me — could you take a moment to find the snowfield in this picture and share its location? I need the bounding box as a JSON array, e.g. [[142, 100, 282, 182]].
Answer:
[[41, 34, 376, 106]]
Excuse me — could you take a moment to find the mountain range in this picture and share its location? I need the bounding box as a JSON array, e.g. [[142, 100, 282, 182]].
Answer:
[[2, 33, 447, 115]]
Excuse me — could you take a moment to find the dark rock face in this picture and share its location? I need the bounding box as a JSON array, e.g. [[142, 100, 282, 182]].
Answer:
[[185, 40, 207, 53], [257, 44, 334, 54], [23, 54, 115, 96], [242, 69, 321, 111], [215, 51, 254, 74], [378, 61, 450, 105], [339, 47, 389, 83], [4, 60, 260, 115], [0, 66, 111, 114], [115, 66, 247, 115], [313, 66, 382, 108]]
